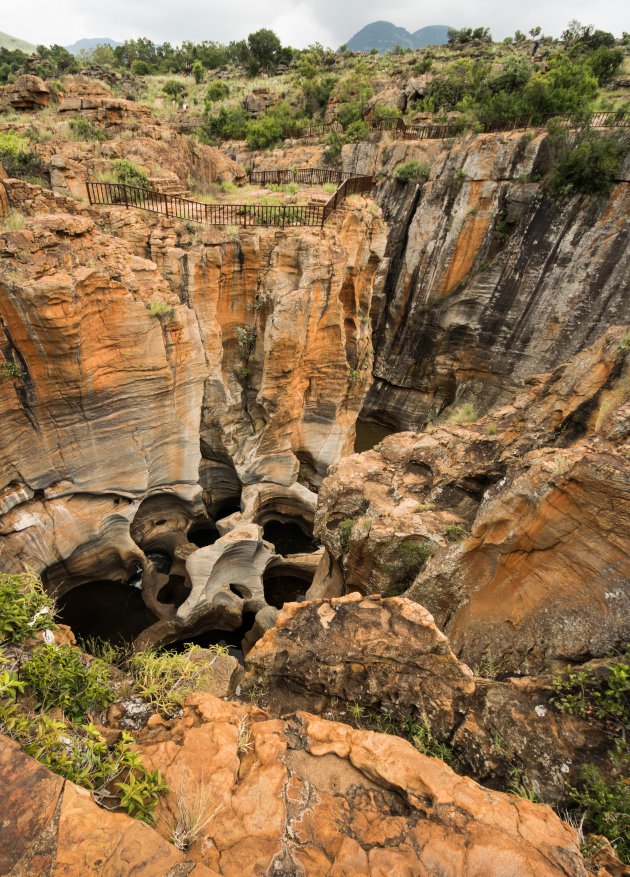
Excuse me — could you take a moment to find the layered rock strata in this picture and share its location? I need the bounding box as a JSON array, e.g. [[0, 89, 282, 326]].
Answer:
[[316, 328, 630, 674]]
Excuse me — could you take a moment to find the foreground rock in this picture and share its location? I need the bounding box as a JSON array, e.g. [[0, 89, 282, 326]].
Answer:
[[245, 594, 612, 801], [0, 734, 218, 876], [134, 692, 587, 877]]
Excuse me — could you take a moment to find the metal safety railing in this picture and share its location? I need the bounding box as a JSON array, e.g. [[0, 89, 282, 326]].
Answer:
[[86, 168, 374, 228]]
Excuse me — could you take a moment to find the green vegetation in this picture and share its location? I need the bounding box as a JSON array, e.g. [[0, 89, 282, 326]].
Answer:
[[0, 572, 167, 824], [551, 654, 629, 861], [0, 571, 57, 643], [447, 402, 478, 424], [129, 644, 215, 715], [0, 359, 23, 378], [22, 644, 114, 720], [445, 524, 467, 542], [0, 131, 47, 183], [148, 300, 175, 320], [394, 160, 430, 183], [338, 517, 355, 554], [382, 539, 433, 595], [548, 126, 626, 195], [205, 81, 230, 102], [68, 117, 107, 142], [111, 159, 150, 189]]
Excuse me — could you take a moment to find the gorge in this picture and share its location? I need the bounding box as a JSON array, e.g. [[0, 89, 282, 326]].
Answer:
[[0, 49, 629, 877]]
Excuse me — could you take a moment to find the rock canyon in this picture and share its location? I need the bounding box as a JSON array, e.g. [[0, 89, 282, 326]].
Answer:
[[0, 62, 628, 877]]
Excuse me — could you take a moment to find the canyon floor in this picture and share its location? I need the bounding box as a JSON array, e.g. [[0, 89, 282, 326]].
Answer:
[[0, 71, 628, 876]]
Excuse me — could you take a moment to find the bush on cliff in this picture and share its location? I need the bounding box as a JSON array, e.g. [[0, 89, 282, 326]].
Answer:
[[110, 159, 150, 189], [22, 644, 114, 721], [548, 131, 626, 195], [0, 571, 57, 643], [394, 160, 430, 183], [0, 131, 48, 184]]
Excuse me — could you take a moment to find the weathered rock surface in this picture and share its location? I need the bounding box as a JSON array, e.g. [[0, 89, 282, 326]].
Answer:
[[0, 74, 51, 110], [0, 194, 384, 644], [0, 734, 218, 876], [133, 692, 587, 877], [345, 132, 630, 430], [316, 328, 630, 673], [245, 594, 612, 801]]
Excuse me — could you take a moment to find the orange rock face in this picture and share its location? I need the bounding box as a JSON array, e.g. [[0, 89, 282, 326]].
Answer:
[[130, 692, 587, 877], [316, 328, 630, 674]]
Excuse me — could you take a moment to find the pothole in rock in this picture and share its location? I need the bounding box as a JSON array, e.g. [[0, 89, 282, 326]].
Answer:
[[57, 580, 159, 644], [263, 566, 313, 609], [261, 519, 318, 556], [169, 611, 258, 664], [354, 418, 395, 453], [187, 520, 220, 548]]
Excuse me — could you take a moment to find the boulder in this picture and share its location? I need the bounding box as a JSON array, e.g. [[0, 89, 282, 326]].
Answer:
[[3, 74, 51, 110]]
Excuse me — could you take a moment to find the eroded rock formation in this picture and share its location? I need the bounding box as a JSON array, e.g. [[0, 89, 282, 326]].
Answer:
[[316, 328, 630, 674]]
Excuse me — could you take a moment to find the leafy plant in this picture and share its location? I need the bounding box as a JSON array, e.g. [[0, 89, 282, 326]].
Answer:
[[447, 402, 478, 424], [394, 160, 430, 183], [235, 324, 256, 360], [338, 518, 355, 554], [550, 656, 629, 728], [129, 644, 215, 715], [0, 571, 57, 644], [0, 131, 48, 182], [147, 300, 174, 320], [548, 131, 625, 196], [382, 539, 432, 594], [68, 117, 107, 142], [445, 524, 467, 542], [568, 764, 630, 862], [407, 714, 459, 768], [110, 159, 150, 189], [22, 644, 114, 721], [0, 359, 23, 378]]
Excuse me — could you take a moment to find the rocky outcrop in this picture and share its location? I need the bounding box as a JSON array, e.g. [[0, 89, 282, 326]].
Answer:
[[245, 594, 613, 801], [0, 734, 218, 875], [0, 74, 51, 110], [132, 692, 587, 877], [344, 131, 630, 430], [316, 328, 630, 674]]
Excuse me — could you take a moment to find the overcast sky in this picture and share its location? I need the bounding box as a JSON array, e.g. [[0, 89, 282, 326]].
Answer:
[[3, 0, 628, 49]]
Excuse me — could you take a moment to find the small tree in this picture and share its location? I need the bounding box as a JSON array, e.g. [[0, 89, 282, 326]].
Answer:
[[247, 28, 282, 74], [191, 60, 204, 85], [163, 80, 187, 101]]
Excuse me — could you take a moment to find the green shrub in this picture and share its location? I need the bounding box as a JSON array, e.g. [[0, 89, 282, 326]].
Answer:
[[394, 160, 430, 183], [383, 539, 432, 594], [203, 105, 249, 140], [129, 644, 215, 715], [191, 60, 205, 85], [344, 120, 371, 143], [0, 359, 22, 378], [148, 300, 174, 320], [22, 644, 114, 721], [162, 79, 187, 101], [568, 764, 629, 862], [338, 518, 355, 554], [111, 159, 150, 189], [0, 571, 57, 643], [445, 524, 467, 542], [549, 133, 625, 196], [447, 402, 477, 424], [550, 657, 629, 728], [0, 131, 47, 182], [246, 116, 283, 150], [68, 118, 106, 142], [131, 60, 152, 75], [205, 81, 230, 102]]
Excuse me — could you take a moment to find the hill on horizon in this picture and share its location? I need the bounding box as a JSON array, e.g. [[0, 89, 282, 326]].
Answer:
[[346, 21, 451, 52], [0, 30, 36, 53], [65, 38, 122, 55]]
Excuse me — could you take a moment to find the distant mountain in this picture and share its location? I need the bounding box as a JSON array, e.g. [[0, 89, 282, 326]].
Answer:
[[0, 30, 36, 53], [65, 38, 122, 55], [345, 21, 451, 52]]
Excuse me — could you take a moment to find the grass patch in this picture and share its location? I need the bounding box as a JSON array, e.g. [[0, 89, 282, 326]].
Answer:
[[147, 300, 174, 320], [129, 644, 216, 716], [447, 402, 477, 424], [394, 159, 430, 183]]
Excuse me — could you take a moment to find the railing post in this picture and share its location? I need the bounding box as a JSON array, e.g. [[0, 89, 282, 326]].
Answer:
[[123, 185, 129, 208], [282, 205, 286, 229], [164, 193, 169, 218]]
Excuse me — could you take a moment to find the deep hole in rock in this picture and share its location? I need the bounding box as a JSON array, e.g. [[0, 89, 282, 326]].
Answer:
[[213, 499, 241, 521], [157, 575, 191, 606], [354, 418, 395, 453], [169, 611, 257, 664], [57, 580, 159, 644], [262, 519, 317, 556], [187, 520, 220, 548], [263, 567, 312, 609], [146, 550, 172, 574]]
